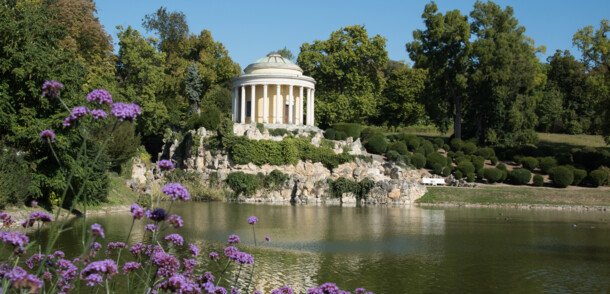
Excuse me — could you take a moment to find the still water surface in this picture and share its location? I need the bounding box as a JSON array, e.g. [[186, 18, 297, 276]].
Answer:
[[46, 202, 610, 293]]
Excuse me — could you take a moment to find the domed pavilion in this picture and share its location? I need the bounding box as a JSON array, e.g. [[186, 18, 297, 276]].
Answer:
[[231, 53, 316, 126]]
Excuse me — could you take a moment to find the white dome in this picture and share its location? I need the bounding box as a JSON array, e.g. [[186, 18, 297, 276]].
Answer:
[[243, 53, 303, 75]]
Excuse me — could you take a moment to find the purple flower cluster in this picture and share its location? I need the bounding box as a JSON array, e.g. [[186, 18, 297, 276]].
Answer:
[[152, 251, 180, 278], [209, 252, 219, 260], [305, 283, 372, 294], [63, 106, 91, 126], [110, 102, 141, 122], [122, 261, 141, 274], [265, 235, 271, 242], [223, 246, 254, 265], [130, 204, 145, 219], [1, 265, 44, 292], [167, 214, 183, 228], [271, 287, 295, 294], [91, 109, 107, 119], [158, 273, 202, 294], [0, 212, 15, 227], [40, 129, 55, 142], [42, 80, 63, 99], [80, 259, 118, 287], [1, 231, 29, 248], [164, 233, 184, 246], [157, 159, 175, 172], [248, 216, 259, 225], [145, 224, 159, 232], [227, 234, 240, 244], [86, 89, 113, 105], [189, 244, 199, 257], [21, 211, 53, 228], [146, 208, 167, 222], [161, 183, 190, 201], [90, 223, 104, 238]]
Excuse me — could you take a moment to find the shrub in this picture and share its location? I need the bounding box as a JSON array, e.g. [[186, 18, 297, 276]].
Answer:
[[446, 151, 455, 159], [433, 138, 445, 149], [572, 168, 587, 186], [466, 173, 475, 182], [549, 166, 574, 188], [226, 172, 258, 196], [450, 138, 463, 151], [388, 141, 408, 156], [539, 157, 557, 174], [555, 152, 572, 165], [0, 147, 31, 208], [321, 138, 335, 149], [496, 163, 507, 171], [269, 128, 288, 137], [589, 169, 608, 187], [386, 150, 402, 162], [453, 151, 465, 164], [454, 170, 463, 179], [432, 164, 444, 175], [324, 129, 336, 140], [472, 156, 485, 171], [476, 168, 485, 180], [520, 157, 539, 171], [443, 144, 451, 152], [457, 161, 475, 175], [462, 142, 477, 155], [442, 165, 453, 177], [360, 127, 378, 142], [420, 140, 435, 156], [476, 147, 495, 160], [264, 170, 289, 188], [426, 152, 446, 169], [332, 123, 362, 139], [533, 174, 544, 186], [335, 131, 348, 140], [510, 169, 531, 185], [490, 156, 498, 165], [412, 153, 426, 169], [364, 133, 388, 154], [256, 122, 264, 133], [186, 105, 222, 131], [483, 168, 503, 184], [406, 138, 421, 151]]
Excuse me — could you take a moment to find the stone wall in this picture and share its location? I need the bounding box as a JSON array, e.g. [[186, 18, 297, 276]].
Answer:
[[132, 124, 427, 205]]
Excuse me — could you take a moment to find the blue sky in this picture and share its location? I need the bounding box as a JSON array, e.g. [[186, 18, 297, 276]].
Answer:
[[96, 0, 610, 69]]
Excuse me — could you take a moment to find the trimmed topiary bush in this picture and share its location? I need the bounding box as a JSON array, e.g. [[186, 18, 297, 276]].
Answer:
[[472, 156, 485, 171], [432, 164, 444, 175], [332, 123, 362, 139], [555, 152, 572, 165], [420, 140, 435, 156], [510, 168, 532, 185], [490, 156, 498, 165], [412, 153, 426, 169], [483, 168, 503, 184], [539, 157, 557, 174], [572, 168, 587, 186], [406, 138, 421, 151], [462, 142, 477, 155], [450, 138, 463, 151], [520, 156, 539, 171], [589, 169, 608, 187], [360, 127, 378, 142], [324, 129, 336, 140], [226, 171, 258, 196], [476, 147, 495, 160], [442, 165, 453, 177], [443, 144, 451, 152], [457, 161, 475, 175], [549, 166, 574, 188], [533, 174, 544, 186], [466, 173, 476, 182], [433, 138, 445, 149], [426, 152, 446, 169], [335, 131, 348, 140], [454, 170, 463, 179], [364, 133, 388, 154], [388, 141, 408, 156]]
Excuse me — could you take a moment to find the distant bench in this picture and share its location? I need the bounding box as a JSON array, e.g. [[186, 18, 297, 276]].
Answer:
[[422, 178, 446, 186]]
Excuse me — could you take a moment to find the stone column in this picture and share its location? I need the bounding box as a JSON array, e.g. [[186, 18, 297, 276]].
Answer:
[[288, 85, 293, 124], [263, 84, 268, 123], [240, 86, 246, 123], [232, 87, 237, 122], [275, 84, 281, 124], [311, 89, 315, 126], [306, 88, 312, 125], [299, 86, 304, 125], [250, 85, 256, 123]]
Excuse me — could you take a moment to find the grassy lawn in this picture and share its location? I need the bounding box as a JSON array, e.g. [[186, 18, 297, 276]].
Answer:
[[417, 185, 610, 207], [89, 173, 140, 209]]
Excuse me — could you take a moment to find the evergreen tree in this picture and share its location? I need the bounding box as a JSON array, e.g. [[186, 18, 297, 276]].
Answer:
[[184, 62, 203, 115]]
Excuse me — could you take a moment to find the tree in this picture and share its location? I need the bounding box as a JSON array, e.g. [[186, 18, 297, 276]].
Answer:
[[276, 47, 295, 61], [116, 25, 169, 136], [468, 0, 543, 146], [381, 67, 427, 127], [184, 62, 203, 115], [406, 2, 470, 138], [298, 25, 388, 127], [142, 7, 188, 55]]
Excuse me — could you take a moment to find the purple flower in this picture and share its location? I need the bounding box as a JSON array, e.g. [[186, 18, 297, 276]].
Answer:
[[167, 214, 183, 228], [80, 259, 118, 283], [21, 211, 53, 228], [182, 258, 196, 274], [253, 291, 262, 294], [53, 250, 65, 258], [189, 244, 199, 257], [62, 116, 75, 127], [152, 251, 179, 278], [272, 287, 294, 294], [164, 233, 184, 246], [1, 212, 15, 227], [157, 160, 174, 172], [248, 216, 259, 225], [157, 273, 201, 293], [71, 106, 90, 118], [91, 109, 107, 119], [227, 234, 240, 244], [91, 242, 102, 251], [129, 243, 146, 256], [42, 80, 63, 98], [231, 287, 240, 294], [122, 262, 141, 274], [40, 130, 55, 143], [85, 273, 103, 287], [86, 89, 113, 106], [265, 235, 270, 242], [161, 183, 190, 201], [90, 223, 104, 238], [146, 208, 167, 222], [209, 252, 219, 260], [25, 254, 45, 269], [130, 204, 145, 219], [106, 242, 127, 250], [4, 266, 43, 292], [110, 102, 141, 122], [43, 271, 52, 281], [144, 224, 158, 232]]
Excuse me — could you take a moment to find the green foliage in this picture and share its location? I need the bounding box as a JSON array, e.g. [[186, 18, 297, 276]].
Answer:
[[298, 25, 388, 126], [589, 169, 608, 187], [533, 174, 544, 186], [539, 157, 558, 174], [466, 173, 476, 183], [142, 7, 188, 54], [381, 67, 427, 126], [225, 171, 258, 197], [462, 142, 477, 155], [490, 156, 498, 165], [472, 156, 485, 171], [454, 170, 463, 179], [388, 141, 408, 156], [520, 157, 539, 171], [186, 105, 222, 131], [331, 123, 362, 139], [412, 153, 426, 169], [0, 147, 31, 208], [256, 123, 264, 134], [509, 169, 532, 185], [476, 147, 495, 159], [442, 165, 453, 177], [433, 138, 445, 149], [321, 138, 336, 149], [364, 133, 388, 154], [450, 138, 464, 152], [360, 127, 378, 142], [549, 166, 574, 188], [419, 140, 435, 156], [184, 62, 203, 114], [269, 128, 288, 137], [457, 161, 475, 175], [94, 122, 141, 172], [406, 138, 421, 152], [328, 177, 375, 201], [572, 168, 587, 186], [264, 170, 289, 188], [426, 152, 446, 169]]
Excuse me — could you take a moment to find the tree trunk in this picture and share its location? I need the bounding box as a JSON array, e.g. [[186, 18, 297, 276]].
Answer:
[[453, 95, 462, 139]]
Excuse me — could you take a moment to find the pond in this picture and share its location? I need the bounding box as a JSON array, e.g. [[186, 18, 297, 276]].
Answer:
[[35, 202, 610, 293]]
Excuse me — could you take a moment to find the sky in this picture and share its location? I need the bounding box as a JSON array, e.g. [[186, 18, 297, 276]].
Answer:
[[95, 0, 610, 69]]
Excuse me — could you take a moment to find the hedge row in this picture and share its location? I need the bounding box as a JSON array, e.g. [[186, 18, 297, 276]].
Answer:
[[226, 169, 290, 197]]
